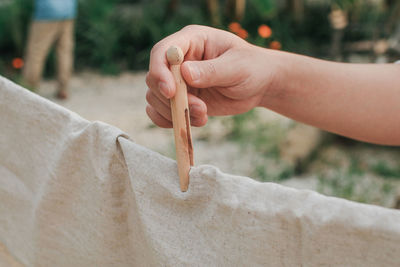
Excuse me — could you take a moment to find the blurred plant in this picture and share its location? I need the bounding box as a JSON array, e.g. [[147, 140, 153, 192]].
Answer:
[[316, 169, 398, 207], [0, 0, 32, 77], [0, 0, 395, 76], [333, 0, 360, 10], [249, 0, 275, 19], [269, 40, 281, 50], [237, 28, 248, 39], [229, 21, 281, 50], [228, 22, 241, 32], [226, 110, 292, 181], [75, 0, 210, 73], [258, 24, 271, 38], [0, 0, 32, 55], [12, 58, 24, 69], [75, 0, 120, 73], [228, 22, 248, 39], [371, 161, 400, 179]]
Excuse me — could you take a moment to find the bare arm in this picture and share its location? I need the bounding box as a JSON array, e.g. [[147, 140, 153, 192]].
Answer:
[[145, 25, 400, 146], [261, 50, 400, 145]]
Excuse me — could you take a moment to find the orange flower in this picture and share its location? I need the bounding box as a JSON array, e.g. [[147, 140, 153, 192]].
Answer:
[[228, 22, 241, 33], [12, 58, 24, 69], [258, 24, 272, 38], [237, 28, 248, 39], [269, 41, 281, 50]]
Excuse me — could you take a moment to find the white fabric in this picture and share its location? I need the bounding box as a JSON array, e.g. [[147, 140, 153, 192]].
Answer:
[[1, 75, 400, 266]]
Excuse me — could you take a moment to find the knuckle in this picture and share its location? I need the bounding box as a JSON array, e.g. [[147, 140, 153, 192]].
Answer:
[[182, 25, 195, 32], [145, 91, 153, 104], [205, 62, 217, 76], [145, 72, 152, 87], [150, 41, 162, 56], [145, 105, 153, 117], [182, 24, 201, 32]]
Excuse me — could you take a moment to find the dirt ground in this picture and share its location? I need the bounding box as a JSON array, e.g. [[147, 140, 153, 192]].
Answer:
[[38, 71, 266, 175], [37, 71, 400, 209]]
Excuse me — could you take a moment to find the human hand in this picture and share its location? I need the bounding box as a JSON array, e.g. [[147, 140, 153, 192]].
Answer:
[[145, 25, 281, 128]]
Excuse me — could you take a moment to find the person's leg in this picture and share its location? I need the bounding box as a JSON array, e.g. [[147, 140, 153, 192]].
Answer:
[[22, 21, 59, 90], [55, 20, 74, 99]]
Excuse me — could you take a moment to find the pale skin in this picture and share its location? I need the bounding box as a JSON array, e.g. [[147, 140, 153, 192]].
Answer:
[[146, 25, 400, 146]]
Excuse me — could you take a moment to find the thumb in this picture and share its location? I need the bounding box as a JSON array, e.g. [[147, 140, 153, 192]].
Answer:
[[181, 56, 233, 89]]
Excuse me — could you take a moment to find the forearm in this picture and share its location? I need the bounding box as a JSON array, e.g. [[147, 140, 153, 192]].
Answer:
[[260, 51, 400, 145]]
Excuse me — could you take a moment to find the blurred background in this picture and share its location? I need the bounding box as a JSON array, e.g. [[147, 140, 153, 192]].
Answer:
[[1, 0, 400, 208]]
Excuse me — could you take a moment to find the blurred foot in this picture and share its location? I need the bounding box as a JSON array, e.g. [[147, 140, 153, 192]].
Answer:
[[56, 89, 68, 100]]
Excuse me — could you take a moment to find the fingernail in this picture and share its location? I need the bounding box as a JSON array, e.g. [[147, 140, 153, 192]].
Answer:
[[187, 63, 200, 82], [159, 82, 170, 98]]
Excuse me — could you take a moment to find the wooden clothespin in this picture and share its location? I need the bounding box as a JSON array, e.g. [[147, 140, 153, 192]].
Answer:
[[166, 46, 194, 192]]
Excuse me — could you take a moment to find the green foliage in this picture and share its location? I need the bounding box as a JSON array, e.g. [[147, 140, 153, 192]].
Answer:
[[227, 110, 285, 158], [317, 173, 359, 202], [348, 156, 365, 176], [226, 110, 293, 181], [371, 161, 400, 179], [333, 0, 359, 10], [0, 0, 32, 55], [225, 1, 333, 55], [226, 110, 400, 206], [75, 0, 120, 73], [0, 0, 393, 75], [74, 0, 211, 74], [248, 0, 276, 19], [0, 0, 210, 75], [317, 169, 398, 206], [227, 110, 256, 141], [382, 182, 393, 194], [0, 0, 32, 76]]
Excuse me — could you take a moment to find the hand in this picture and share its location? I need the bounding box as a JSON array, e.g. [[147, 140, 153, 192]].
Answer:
[[145, 25, 281, 128], [146, 25, 400, 145]]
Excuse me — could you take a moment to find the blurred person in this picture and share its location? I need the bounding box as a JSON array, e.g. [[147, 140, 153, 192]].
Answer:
[[146, 25, 400, 146], [23, 0, 77, 99]]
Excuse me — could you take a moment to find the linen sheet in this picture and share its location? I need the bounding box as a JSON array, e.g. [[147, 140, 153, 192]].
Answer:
[[1, 75, 399, 266]]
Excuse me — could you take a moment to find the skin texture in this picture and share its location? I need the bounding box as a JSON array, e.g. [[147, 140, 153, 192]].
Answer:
[[146, 25, 400, 146]]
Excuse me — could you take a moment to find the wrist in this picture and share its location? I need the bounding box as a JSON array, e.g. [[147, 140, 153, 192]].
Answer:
[[257, 48, 291, 108]]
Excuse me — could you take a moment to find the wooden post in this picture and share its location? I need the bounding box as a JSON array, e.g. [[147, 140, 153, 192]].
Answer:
[[225, 0, 246, 21], [166, 46, 194, 192], [287, 0, 304, 23], [207, 0, 221, 26]]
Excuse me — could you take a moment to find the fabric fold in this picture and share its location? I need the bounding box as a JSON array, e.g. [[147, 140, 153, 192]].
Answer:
[[1, 75, 400, 266], [119, 137, 400, 266]]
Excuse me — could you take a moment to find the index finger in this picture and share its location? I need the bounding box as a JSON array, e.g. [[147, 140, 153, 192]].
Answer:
[[147, 26, 202, 98], [147, 25, 241, 98]]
